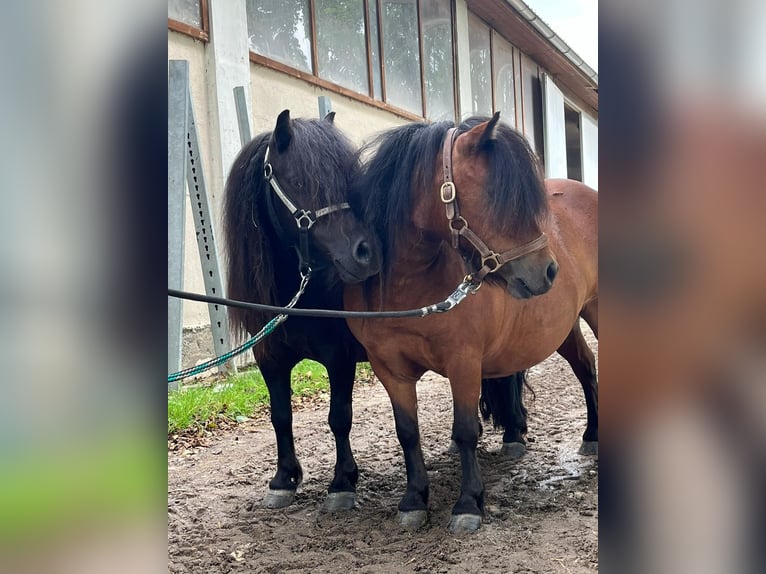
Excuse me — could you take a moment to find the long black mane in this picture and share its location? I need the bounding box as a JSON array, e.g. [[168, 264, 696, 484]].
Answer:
[[354, 117, 546, 273], [223, 118, 357, 358]]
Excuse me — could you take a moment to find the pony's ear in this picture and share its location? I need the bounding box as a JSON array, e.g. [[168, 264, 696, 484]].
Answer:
[[273, 109, 293, 152], [323, 111, 336, 124], [476, 111, 501, 150]]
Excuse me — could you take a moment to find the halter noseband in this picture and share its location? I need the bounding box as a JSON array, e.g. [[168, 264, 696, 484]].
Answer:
[[440, 127, 548, 283], [263, 145, 351, 273]]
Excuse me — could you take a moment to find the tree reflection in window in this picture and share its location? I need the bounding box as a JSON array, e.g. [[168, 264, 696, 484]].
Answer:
[[169, 0, 202, 29], [422, 0, 454, 121], [247, 0, 313, 73], [382, 0, 422, 115], [493, 33, 516, 127], [468, 13, 492, 116], [316, 1, 368, 94]]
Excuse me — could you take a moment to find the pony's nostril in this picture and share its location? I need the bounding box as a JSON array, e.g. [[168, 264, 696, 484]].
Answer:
[[546, 261, 559, 283], [354, 239, 371, 263]]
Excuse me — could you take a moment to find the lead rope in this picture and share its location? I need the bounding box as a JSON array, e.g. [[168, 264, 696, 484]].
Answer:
[[167, 270, 312, 383]]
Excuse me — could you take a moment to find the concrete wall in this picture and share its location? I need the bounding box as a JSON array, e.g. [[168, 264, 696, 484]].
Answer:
[[248, 64, 407, 146]]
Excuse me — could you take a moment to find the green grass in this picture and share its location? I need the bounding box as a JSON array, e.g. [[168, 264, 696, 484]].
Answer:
[[168, 360, 373, 435]]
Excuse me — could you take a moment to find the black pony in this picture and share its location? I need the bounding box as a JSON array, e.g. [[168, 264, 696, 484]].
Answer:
[[223, 110, 380, 511]]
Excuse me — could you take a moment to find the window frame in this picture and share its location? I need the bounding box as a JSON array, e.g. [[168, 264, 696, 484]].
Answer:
[[247, 0, 440, 122], [168, 0, 210, 42]]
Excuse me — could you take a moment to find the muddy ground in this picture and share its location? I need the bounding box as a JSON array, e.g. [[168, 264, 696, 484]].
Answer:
[[168, 327, 598, 573]]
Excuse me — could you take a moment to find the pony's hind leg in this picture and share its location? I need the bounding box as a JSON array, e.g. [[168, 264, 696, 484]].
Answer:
[[322, 357, 359, 512], [479, 373, 529, 459], [260, 357, 303, 508], [556, 320, 598, 455]]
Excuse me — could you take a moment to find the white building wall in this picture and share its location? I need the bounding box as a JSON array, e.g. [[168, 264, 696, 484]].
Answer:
[[581, 112, 599, 189], [542, 74, 568, 179]]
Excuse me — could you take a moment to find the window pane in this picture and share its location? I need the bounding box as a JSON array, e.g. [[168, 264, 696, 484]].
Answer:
[[246, 0, 313, 73], [468, 13, 492, 116], [316, 1, 368, 94], [168, 0, 202, 29], [382, 0, 422, 115], [368, 0, 382, 100], [493, 34, 516, 127], [521, 54, 544, 158], [422, 0, 454, 121]]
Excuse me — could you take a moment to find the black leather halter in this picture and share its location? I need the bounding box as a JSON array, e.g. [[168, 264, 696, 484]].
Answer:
[[440, 127, 548, 283], [263, 145, 351, 274]]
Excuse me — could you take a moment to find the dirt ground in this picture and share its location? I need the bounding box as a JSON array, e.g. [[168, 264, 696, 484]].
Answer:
[[168, 327, 598, 573]]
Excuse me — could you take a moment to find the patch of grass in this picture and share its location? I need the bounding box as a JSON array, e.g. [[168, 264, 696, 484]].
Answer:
[[169, 360, 375, 435]]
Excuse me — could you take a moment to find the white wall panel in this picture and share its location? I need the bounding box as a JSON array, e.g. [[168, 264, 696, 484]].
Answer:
[[542, 74, 567, 178]]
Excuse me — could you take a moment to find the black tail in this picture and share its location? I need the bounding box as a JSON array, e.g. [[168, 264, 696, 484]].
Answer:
[[479, 372, 531, 439]]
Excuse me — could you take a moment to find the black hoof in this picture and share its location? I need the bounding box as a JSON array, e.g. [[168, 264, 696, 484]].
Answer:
[[322, 491, 356, 512], [500, 441, 526, 459], [396, 510, 428, 530], [263, 488, 295, 509], [448, 513, 482, 534], [579, 440, 598, 456]]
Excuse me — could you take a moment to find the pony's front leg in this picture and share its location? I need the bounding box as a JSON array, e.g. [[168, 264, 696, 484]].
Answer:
[[382, 377, 429, 530], [448, 366, 485, 534], [322, 358, 359, 512], [260, 358, 302, 508]]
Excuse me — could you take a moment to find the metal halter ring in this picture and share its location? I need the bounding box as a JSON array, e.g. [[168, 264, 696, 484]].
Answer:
[[295, 210, 315, 229], [263, 163, 273, 179], [481, 252, 502, 272], [440, 181, 456, 203], [448, 216, 468, 233]]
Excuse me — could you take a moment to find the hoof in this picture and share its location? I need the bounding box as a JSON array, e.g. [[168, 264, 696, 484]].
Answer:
[[500, 441, 526, 459], [396, 509, 428, 530], [579, 441, 598, 456], [446, 439, 459, 454], [263, 488, 295, 509], [448, 513, 482, 534], [322, 491, 356, 512]]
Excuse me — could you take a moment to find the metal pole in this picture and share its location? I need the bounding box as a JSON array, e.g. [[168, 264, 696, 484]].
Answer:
[[318, 95, 333, 119], [233, 86, 252, 146], [168, 60, 189, 390], [184, 78, 237, 377]]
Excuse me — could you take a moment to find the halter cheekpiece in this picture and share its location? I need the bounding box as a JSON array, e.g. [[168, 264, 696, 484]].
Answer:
[[263, 144, 351, 273], [440, 127, 548, 283]]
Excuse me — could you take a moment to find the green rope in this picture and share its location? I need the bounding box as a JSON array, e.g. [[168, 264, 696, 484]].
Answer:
[[167, 314, 286, 383], [168, 270, 311, 385]]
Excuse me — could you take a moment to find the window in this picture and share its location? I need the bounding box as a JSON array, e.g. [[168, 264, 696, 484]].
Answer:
[[468, 13, 492, 116], [247, 0, 313, 73], [246, 0, 459, 119], [565, 104, 583, 181], [521, 53, 544, 159], [168, 0, 208, 41], [381, 0, 423, 115], [368, 1, 383, 100], [315, 1, 369, 94], [492, 33, 516, 127], [422, 0, 455, 121]]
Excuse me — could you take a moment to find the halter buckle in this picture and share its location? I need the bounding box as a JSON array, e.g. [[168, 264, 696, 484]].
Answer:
[[295, 210, 315, 230], [440, 181, 456, 203], [263, 163, 273, 179]]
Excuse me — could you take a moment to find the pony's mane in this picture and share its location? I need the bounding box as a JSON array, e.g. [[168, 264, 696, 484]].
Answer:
[[223, 118, 357, 355], [354, 117, 546, 273]]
